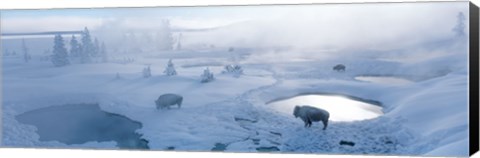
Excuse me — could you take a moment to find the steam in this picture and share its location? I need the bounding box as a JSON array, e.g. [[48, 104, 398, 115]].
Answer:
[[1, 2, 468, 56]]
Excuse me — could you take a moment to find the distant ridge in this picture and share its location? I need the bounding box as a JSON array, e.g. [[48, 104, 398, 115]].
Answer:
[[1, 31, 83, 36]]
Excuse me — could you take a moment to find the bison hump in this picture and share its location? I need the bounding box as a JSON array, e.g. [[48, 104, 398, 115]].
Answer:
[[159, 94, 181, 99]]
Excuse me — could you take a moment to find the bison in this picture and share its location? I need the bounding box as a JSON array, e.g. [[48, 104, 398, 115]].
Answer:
[[293, 105, 330, 130], [155, 93, 183, 110], [333, 64, 346, 72]]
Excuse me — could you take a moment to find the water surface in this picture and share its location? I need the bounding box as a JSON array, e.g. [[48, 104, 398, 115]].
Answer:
[[268, 95, 383, 122], [16, 103, 149, 149]]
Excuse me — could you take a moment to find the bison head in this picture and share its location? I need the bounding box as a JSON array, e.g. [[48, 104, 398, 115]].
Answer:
[[293, 106, 300, 118]]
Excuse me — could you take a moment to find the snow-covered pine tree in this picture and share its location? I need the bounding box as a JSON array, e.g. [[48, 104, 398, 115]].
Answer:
[[201, 67, 215, 83], [452, 12, 466, 37], [69, 35, 81, 58], [143, 65, 152, 78], [164, 59, 177, 76], [51, 34, 70, 67], [100, 42, 108, 63], [93, 37, 100, 57], [176, 33, 182, 51], [21, 39, 31, 63], [80, 27, 94, 63], [222, 64, 243, 77], [115, 72, 121, 79], [3, 49, 10, 56], [156, 19, 174, 51], [176, 41, 182, 51]]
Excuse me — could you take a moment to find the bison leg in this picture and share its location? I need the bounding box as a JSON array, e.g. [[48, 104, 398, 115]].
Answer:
[[304, 119, 310, 128], [322, 120, 328, 130], [307, 119, 313, 128], [178, 98, 183, 108]]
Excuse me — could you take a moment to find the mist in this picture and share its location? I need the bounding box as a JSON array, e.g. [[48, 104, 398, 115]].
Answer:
[[1, 2, 469, 60]]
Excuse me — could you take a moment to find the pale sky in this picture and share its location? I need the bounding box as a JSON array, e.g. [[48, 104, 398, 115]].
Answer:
[[0, 1, 469, 50], [1, 5, 282, 32], [1, 2, 468, 32]]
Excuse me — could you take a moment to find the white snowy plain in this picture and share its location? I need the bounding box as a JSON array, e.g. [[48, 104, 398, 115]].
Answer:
[[1, 37, 470, 157]]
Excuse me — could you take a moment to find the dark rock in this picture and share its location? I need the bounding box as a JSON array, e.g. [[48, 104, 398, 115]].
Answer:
[[339, 140, 355, 146], [269, 131, 282, 136], [234, 117, 258, 123], [256, 146, 280, 152], [211, 143, 228, 151]]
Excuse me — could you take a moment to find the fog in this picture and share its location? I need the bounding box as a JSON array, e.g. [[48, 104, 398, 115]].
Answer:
[[1, 2, 468, 58]]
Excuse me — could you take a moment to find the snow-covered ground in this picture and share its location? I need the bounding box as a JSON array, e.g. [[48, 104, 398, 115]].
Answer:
[[1, 37, 470, 156], [0, 2, 471, 156]]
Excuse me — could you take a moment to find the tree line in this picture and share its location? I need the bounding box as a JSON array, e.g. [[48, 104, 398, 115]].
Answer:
[[52, 27, 107, 67]]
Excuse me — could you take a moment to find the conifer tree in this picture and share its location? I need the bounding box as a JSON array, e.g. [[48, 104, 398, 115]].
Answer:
[[51, 34, 70, 67], [80, 27, 94, 63], [69, 35, 81, 57], [164, 59, 177, 76], [21, 39, 31, 63]]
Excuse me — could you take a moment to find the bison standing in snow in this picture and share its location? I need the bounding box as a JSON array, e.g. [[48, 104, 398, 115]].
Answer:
[[333, 64, 346, 72], [155, 93, 183, 110], [293, 105, 330, 130]]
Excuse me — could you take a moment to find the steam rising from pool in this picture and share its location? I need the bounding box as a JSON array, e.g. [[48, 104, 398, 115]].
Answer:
[[268, 95, 383, 122]]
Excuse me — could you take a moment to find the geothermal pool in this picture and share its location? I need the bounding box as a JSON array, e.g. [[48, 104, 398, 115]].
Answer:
[[16, 104, 149, 149], [268, 94, 383, 122]]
